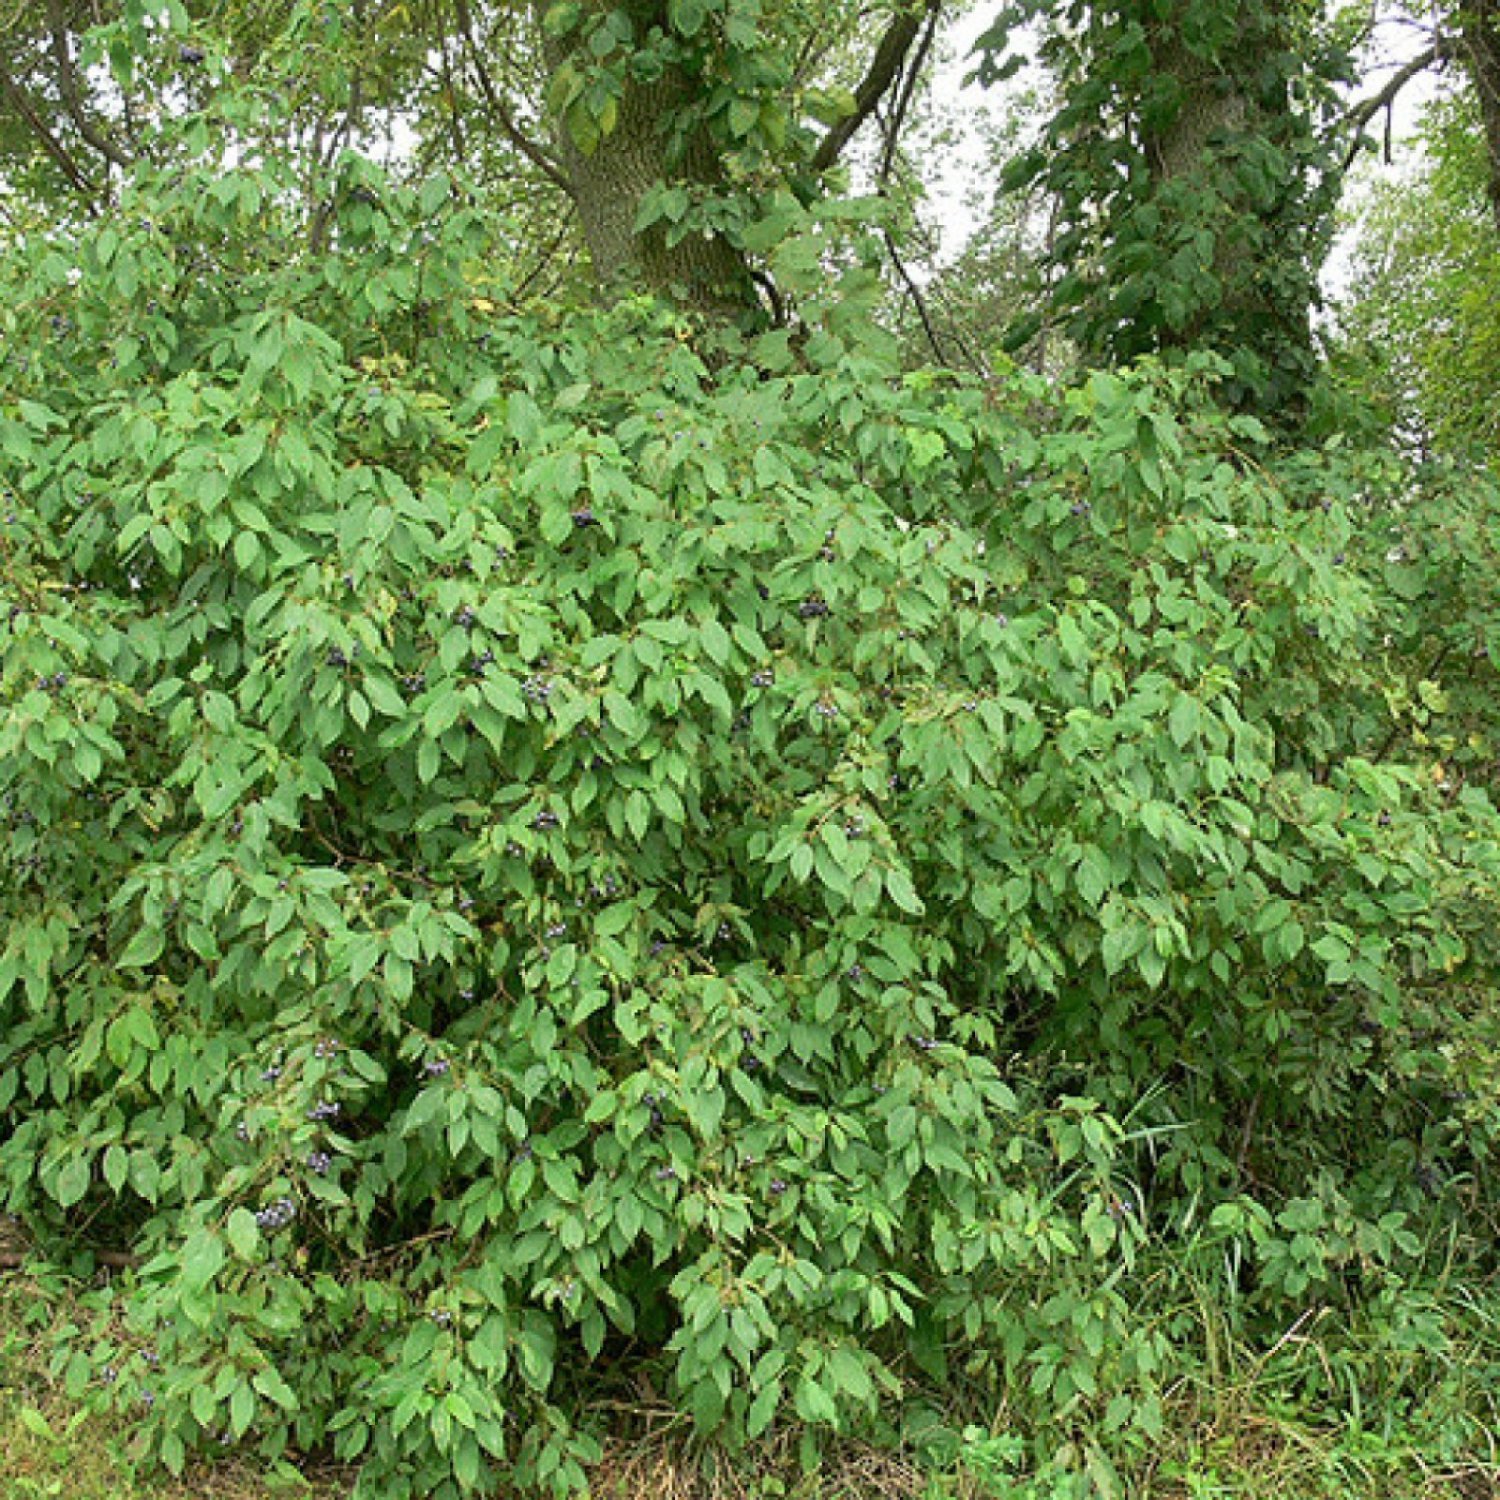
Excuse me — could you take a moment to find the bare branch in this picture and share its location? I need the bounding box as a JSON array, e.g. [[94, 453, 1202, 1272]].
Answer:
[[882, 226, 946, 363], [452, 0, 573, 196], [1340, 42, 1443, 170], [508, 218, 576, 309], [0, 1246, 138, 1269], [0, 60, 101, 205], [813, 0, 941, 173], [45, 0, 133, 170], [879, 0, 940, 183]]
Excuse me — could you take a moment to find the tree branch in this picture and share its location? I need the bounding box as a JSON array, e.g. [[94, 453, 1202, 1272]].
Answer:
[[308, 70, 366, 252], [1340, 42, 1442, 170], [453, 0, 573, 196], [0, 1246, 138, 1269], [1457, 0, 1500, 235], [813, 0, 941, 173], [882, 227, 946, 363], [45, 0, 133, 170], [879, 0, 939, 183], [0, 60, 102, 204]]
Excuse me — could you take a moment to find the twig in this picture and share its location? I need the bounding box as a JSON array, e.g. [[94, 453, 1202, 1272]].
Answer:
[[308, 71, 366, 253], [813, 0, 942, 172], [878, 0, 940, 185], [0, 62, 101, 205], [45, 0, 133, 170], [454, 0, 573, 195], [508, 218, 575, 308], [0, 1247, 138, 1269], [1234, 1089, 1261, 1179], [1340, 42, 1443, 170], [882, 227, 946, 363]]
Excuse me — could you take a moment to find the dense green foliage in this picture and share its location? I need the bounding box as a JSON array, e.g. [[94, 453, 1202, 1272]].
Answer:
[[1339, 92, 1500, 462], [2, 3, 1500, 1498], [977, 0, 1348, 412], [3, 101, 1500, 1494]]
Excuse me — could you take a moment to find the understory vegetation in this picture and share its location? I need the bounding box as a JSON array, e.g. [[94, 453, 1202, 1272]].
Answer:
[[1, 1, 1499, 1497]]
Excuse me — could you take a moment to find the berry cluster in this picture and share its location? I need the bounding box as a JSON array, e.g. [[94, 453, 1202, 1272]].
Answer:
[[255, 1197, 297, 1231]]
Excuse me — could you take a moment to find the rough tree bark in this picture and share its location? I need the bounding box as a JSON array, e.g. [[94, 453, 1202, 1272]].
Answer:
[[534, 0, 761, 319], [1136, 2, 1317, 378]]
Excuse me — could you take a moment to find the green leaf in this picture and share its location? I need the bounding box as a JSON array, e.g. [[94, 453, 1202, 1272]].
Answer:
[[226, 1208, 261, 1260], [794, 1377, 837, 1426], [181, 1229, 225, 1292], [117, 926, 165, 969], [668, 0, 707, 35], [103, 1145, 129, 1193], [885, 867, 925, 915], [53, 1155, 91, 1209]]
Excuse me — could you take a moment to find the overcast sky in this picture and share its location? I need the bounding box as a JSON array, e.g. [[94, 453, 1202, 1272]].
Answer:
[[915, 4, 1454, 301]]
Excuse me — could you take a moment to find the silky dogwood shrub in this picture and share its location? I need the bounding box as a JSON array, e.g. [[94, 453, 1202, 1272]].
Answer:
[[2, 163, 1499, 1494]]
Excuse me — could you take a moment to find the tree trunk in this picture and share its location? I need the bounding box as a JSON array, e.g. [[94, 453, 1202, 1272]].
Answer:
[[1137, 3, 1318, 399], [1458, 0, 1500, 236], [535, 0, 760, 319], [1146, 6, 1314, 366]]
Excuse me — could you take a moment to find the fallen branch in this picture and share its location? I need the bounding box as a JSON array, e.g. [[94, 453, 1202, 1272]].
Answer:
[[0, 1247, 139, 1270]]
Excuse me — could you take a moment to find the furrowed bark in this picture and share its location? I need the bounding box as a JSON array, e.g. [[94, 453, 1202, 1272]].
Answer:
[[535, 0, 760, 319]]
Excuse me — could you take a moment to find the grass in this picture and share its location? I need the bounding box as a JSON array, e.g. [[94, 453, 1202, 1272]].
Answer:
[[4, 1270, 1499, 1500], [0, 1269, 344, 1500]]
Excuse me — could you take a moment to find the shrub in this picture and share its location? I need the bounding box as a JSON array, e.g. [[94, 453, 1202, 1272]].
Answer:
[[2, 151, 1498, 1497]]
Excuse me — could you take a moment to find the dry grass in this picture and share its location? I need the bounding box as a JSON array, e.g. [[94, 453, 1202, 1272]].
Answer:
[[5, 1271, 1500, 1500], [1141, 1386, 1500, 1500], [590, 1417, 931, 1500]]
